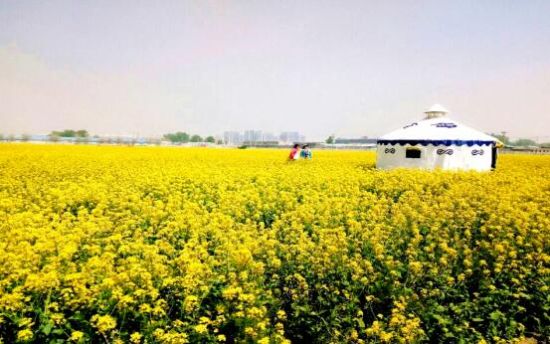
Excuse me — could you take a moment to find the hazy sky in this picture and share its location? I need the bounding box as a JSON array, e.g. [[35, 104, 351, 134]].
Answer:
[[1, 0, 549, 140]]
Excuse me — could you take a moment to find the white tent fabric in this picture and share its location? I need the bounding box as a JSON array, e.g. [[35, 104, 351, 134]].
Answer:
[[376, 110, 499, 171]]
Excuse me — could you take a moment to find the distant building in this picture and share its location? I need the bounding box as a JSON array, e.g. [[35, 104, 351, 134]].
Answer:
[[223, 130, 305, 145], [223, 131, 243, 145], [261, 132, 278, 142], [244, 130, 262, 143], [279, 131, 302, 143]]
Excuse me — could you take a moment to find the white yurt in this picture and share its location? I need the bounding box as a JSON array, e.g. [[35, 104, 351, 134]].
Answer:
[[376, 104, 500, 171]]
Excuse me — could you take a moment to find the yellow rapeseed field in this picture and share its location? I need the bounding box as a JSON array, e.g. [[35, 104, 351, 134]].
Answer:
[[0, 144, 548, 343]]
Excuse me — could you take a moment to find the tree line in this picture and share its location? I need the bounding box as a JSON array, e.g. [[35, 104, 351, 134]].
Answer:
[[163, 132, 218, 144], [489, 133, 548, 147], [50, 129, 89, 138], [0, 130, 547, 147]]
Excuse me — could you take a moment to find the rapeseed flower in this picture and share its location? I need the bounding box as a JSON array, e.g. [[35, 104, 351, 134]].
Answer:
[[0, 145, 547, 343]]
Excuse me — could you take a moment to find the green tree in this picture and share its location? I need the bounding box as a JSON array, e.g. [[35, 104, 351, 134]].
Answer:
[[64, 130, 76, 137], [490, 132, 510, 145], [190, 134, 203, 142], [76, 130, 89, 138], [51, 129, 78, 137], [512, 138, 537, 147], [325, 135, 334, 144], [163, 133, 173, 142], [205, 136, 215, 143], [49, 134, 60, 142], [163, 132, 190, 143]]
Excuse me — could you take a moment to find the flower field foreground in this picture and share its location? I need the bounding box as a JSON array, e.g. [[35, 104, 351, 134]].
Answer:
[[0, 144, 548, 343]]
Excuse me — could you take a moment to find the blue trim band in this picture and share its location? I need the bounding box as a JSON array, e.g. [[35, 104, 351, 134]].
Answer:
[[377, 139, 495, 146]]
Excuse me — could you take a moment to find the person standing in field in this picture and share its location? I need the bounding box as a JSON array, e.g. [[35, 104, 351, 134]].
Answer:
[[300, 144, 312, 159], [289, 144, 300, 160]]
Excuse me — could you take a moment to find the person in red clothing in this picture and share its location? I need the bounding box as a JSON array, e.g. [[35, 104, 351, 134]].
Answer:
[[288, 143, 300, 160]]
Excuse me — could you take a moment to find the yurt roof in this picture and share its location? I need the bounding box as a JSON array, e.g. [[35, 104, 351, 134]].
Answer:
[[378, 116, 499, 146]]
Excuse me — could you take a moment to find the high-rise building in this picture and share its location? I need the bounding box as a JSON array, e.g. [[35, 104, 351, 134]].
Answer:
[[223, 131, 242, 145], [224, 130, 303, 145], [244, 130, 262, 143], [279, 131, 302, 143], [261, 132, 278, 142]]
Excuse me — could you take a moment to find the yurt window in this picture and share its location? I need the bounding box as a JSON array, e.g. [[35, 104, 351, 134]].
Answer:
[[405, 148, 421, 159]]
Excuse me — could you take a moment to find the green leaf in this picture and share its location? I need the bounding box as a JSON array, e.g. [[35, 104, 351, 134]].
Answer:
[[52, 328, 65, 335], [489, 311, 502, 321], [41, 322, 53, 335]]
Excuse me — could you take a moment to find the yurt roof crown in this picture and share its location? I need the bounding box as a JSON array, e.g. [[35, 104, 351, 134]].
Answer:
[[424, 104, 448, 119]]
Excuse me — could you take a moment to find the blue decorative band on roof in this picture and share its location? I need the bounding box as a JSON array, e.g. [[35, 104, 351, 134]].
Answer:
[[432, 122, 457, 128], [377, 139, 495, 146]]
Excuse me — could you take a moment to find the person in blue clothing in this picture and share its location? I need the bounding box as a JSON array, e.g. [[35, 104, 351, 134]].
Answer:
[[300, 144, 312, 159]]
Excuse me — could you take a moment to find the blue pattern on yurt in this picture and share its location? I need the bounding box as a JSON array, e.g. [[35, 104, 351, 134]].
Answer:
[[402, 122, 418, 129], [436, 149, 454, 155], [431, 122, 457, 128], [471, 149, 485, 155]]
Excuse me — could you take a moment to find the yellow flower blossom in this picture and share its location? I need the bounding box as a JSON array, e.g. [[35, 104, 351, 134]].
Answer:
[[194, 324, 208, 334], [17, 329, 33, 341], [70, 331, 85, 342], [91, 314, 117, 334], [130, 332, 142, 343]]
